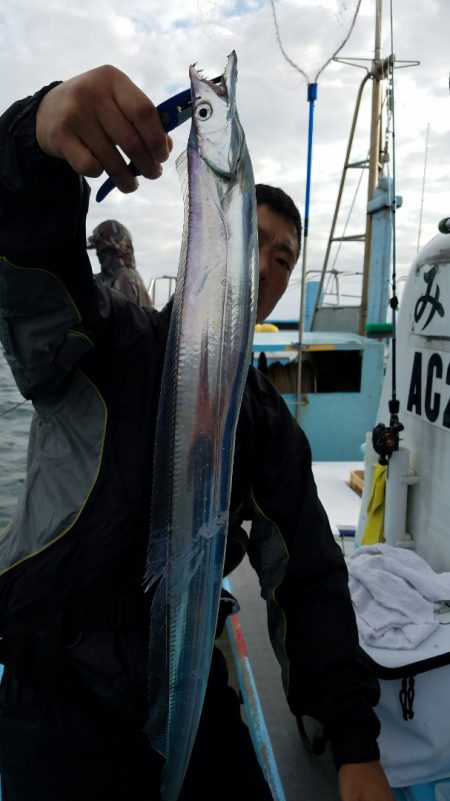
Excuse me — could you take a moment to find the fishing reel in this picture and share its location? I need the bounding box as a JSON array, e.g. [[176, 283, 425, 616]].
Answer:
[[438, 217, 450, 234], [372, 399, 404, 466]]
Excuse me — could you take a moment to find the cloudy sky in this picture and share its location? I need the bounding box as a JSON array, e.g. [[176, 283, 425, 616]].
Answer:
[[1, 0, 449, 318]]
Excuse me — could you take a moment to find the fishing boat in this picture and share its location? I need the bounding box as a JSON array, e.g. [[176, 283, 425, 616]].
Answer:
[[230, 221, 450, 801], [150, 1, 398, 465], [250, 0, 403, 463], [214, 2, 450, 800], [345, 222, 450, 801]]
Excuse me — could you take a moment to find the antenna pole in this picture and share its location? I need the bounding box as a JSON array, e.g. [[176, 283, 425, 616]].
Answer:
[[359, 0, 384, 335]]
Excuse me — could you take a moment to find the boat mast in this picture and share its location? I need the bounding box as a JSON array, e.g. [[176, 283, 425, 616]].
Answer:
[[311, 0, 417, 335], [359, 0, 384, 335], [310, 0, 388, 334]]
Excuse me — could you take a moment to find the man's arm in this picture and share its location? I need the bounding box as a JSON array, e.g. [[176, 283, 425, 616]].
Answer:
[[235, 369, 394, 800], [339, 762, 395, 801]]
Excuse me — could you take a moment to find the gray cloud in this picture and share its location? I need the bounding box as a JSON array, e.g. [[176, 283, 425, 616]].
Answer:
[[1, 0, 448, 319]]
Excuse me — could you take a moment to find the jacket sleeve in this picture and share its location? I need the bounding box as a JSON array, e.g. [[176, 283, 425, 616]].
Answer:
[[235, 367, 381, 770], [0, 86, 100, 400]]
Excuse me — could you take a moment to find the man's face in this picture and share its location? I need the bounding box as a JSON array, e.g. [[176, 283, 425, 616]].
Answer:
[[256, 203, 299, 323]]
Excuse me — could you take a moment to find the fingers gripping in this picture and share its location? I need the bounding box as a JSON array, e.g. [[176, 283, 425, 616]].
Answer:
[[35, 64, 171, 193]]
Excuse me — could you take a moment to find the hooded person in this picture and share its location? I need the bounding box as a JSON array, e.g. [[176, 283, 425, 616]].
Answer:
[[87, 219, 153, 308]]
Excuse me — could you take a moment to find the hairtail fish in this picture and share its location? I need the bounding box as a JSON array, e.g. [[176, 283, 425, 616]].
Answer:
[[144, 50, 258, 801]]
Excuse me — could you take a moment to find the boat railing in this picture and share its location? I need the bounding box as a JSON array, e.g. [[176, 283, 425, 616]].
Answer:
[[147, 274, 177, 308], [306, 268, 363, 308]]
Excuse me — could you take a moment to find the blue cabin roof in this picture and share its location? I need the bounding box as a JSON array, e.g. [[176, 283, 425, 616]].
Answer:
[[252, 330, 380, 353]]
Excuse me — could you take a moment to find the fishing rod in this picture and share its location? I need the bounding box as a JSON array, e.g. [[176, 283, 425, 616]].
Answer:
[[222, 577, 286, 801], [372, 0, 404, 465]]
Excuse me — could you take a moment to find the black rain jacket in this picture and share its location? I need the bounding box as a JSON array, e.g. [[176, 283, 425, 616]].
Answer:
[[0, 86, 381, 770]]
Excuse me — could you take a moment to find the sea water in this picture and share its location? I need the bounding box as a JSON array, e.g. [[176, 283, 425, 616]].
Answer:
[[0, 351, 32, 530]]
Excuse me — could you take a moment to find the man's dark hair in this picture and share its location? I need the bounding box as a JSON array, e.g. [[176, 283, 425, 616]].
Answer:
[[255, 183, 302, 260]]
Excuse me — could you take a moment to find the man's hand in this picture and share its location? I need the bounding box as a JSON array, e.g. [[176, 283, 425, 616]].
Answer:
[[36, 64, 173, 193], [338, 761, 396, 801]]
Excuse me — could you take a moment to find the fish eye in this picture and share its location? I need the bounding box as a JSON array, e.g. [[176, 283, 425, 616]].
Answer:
[[195, 102, 213, 121]]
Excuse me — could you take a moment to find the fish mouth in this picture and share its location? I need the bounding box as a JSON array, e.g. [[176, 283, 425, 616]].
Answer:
[[188, 50, 241, 179], [189, 50, 237, 105]]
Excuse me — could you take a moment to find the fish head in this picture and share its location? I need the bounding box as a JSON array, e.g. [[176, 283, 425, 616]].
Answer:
[[189, 51, 244, 179]]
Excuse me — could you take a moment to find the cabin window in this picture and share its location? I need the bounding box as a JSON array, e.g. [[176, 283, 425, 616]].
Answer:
[[312, 350, 362, 392], [261, 350, 362, 394]]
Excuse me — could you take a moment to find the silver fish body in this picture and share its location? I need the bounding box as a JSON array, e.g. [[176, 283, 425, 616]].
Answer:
[[145, 51, 258, 801]]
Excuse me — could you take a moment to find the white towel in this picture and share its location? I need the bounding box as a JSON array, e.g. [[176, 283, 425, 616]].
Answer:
[[346, 544, 450, 649]]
